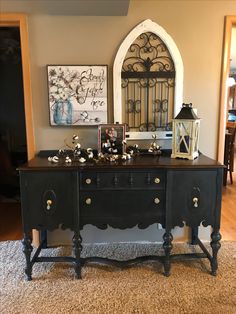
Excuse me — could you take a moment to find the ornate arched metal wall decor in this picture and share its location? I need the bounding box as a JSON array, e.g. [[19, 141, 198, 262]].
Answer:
[[122, 31, 175, 132], [113, 19, 184, 140]]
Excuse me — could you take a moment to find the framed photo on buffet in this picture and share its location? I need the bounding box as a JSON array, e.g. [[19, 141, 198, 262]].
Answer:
[[98, 124, 126, 154]]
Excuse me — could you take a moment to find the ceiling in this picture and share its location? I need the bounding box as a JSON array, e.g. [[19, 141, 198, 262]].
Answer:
[[0, 0, 130, 16]]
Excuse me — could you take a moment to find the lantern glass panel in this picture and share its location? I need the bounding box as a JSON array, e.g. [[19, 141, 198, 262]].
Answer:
[[176, 121, 192, 153], [194, 125, 199, 152]]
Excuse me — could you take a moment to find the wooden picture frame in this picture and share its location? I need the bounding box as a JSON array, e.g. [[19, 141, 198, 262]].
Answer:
[[98, 124, 126, 154], [47, 65, 108, 126]]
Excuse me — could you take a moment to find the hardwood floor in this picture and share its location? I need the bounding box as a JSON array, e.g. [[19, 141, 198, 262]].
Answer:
[[0, 201, 23, 241], [221, 171, 236, 241], [0, 171, 235, 242], [221, 150, 236, 240]]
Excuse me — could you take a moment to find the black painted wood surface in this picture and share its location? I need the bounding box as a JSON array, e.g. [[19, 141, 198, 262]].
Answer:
[[19, 153, 224, 280]]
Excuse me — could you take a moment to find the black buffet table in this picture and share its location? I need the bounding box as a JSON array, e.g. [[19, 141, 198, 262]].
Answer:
[[19, 153, 223, 280]]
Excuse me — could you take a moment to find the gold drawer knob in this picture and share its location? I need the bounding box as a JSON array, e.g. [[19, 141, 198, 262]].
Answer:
[[85, 178, 92, 185], [46, 199, 52, 210], [154, 197, 160, 204], [193, 197, 199, 208], [85, 198, 92, 205], [154, 177, 160, 184]]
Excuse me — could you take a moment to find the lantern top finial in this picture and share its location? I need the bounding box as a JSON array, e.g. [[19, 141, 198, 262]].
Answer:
[[174, 103, 199, 120]]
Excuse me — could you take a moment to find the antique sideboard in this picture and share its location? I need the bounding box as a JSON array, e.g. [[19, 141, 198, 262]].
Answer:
[[19, 153, 223, 280]]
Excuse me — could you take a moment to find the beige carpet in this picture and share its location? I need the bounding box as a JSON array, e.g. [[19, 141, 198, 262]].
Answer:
[[0, 241, 236, 314]]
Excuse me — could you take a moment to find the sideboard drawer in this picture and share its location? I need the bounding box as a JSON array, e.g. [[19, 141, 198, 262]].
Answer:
[[79, 190, 165, 228], [80, 170, 165, 190]]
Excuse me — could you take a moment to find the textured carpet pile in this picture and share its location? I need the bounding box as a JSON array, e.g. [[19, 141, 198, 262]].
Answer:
[[0, 241, 236, 314]]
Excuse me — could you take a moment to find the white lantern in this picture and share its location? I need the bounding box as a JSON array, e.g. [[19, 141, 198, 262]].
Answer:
[[171, 103, 200, 160]]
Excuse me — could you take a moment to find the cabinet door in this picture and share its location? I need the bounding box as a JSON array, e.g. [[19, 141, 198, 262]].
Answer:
[[20, 171, 78, 231], [166, 169, 221, 229]]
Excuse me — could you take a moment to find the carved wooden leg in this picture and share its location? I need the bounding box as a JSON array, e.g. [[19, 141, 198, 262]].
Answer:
[[22, 233, 33, 281], [73, 231, 82, 279], [210, 229, 221, 276], [163, 231, 173, 277], [191, 227, 198, 245]]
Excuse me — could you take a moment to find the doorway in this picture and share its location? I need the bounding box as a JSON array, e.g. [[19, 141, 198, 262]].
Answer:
[[219, 16, 236, 241], [0, 26, 26, 240], [218, 16, 236, 161], [0, 14, 35, 241]]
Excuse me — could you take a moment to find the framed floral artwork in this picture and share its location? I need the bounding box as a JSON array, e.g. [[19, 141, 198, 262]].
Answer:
[[47, 65, 108, 126], [98, 124, 126, 154]]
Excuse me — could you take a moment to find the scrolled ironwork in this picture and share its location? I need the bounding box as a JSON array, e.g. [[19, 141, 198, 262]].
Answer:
[[122, 32, 175, 74], [138, 78, 148, 88], [153, 99, 168, 113], [127, 99, 141, 113], [121, 31, 175, 131], [121, 78, 129, 88], [139, 123, 156, 132]]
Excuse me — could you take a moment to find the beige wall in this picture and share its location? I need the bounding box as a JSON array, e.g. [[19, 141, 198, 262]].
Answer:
[[23, 0, 236, 157], [2, 1, 233, 244]]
